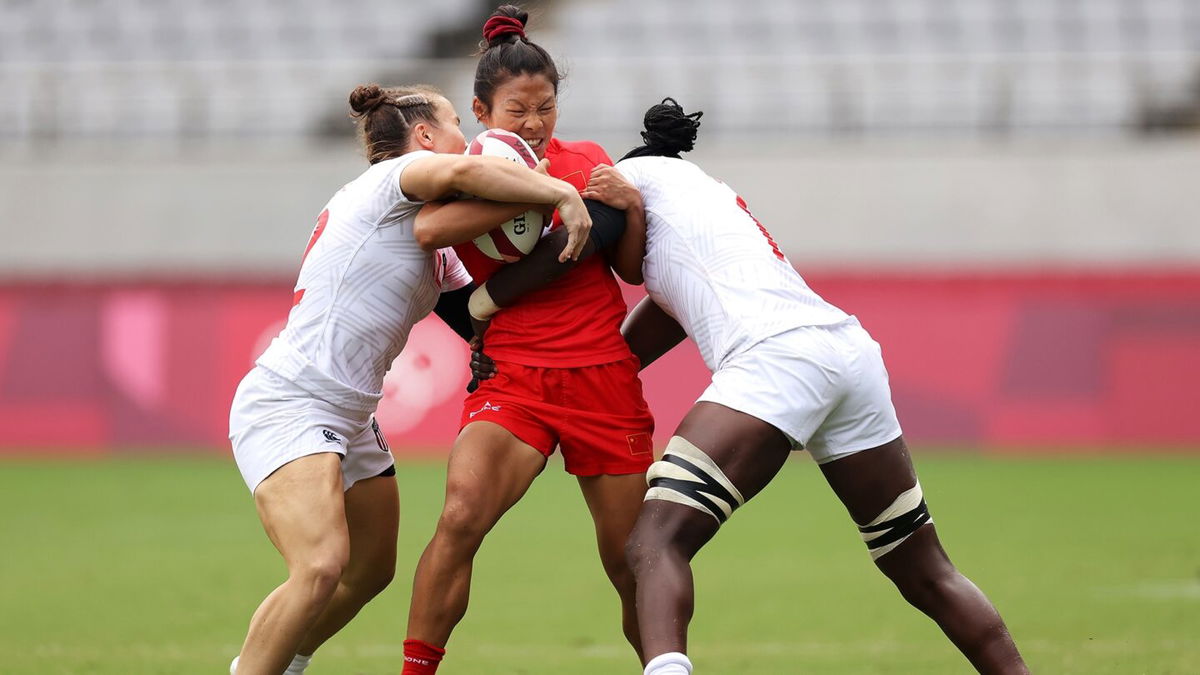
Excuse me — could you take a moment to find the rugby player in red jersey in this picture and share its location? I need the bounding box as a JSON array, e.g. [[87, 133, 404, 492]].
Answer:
[[400, 6, 654, 674]]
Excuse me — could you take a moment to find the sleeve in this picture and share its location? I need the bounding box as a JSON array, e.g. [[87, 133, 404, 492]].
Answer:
[[438, 247, 474, 292], [391, 150, 437, 205], [614, 159, 639, 185], [589, 142, 614, 166]]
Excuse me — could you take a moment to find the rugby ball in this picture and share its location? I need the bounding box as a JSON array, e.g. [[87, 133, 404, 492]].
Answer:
[[465, 129, 545, 263]]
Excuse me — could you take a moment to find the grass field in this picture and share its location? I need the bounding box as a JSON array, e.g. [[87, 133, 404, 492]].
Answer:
[[1, 452, 1197, 674]]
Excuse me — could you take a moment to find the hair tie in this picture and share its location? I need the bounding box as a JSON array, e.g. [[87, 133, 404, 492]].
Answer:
[[483, 15, 526, 43]]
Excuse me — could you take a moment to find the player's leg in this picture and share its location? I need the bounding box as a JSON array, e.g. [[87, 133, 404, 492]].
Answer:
[[624, 402, 793, 671], [404, 421, 547, 669], [234, 453, 350, 675], [577, 472, 647, 658], [818, 437, 1029, 674], [295, 471, 399, 658]]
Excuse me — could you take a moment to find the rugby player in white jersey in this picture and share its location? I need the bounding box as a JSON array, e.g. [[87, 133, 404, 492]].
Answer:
[[226, 83, 591, 675], [467, 99, 1029, 674]]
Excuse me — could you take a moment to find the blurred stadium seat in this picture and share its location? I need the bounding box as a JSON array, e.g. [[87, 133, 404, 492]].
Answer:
[[1, 0, 1197, 141]]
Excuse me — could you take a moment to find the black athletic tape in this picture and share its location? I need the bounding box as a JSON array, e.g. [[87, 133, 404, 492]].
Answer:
[[648, 454, 742, 524], [648, 477, 730, 523], [585, 199, 627, 250], [858, 500, 931, 551]]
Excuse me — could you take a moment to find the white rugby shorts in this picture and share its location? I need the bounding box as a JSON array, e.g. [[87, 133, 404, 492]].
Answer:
[[229, 366, 395, 493], [698, 317, 903, 464]]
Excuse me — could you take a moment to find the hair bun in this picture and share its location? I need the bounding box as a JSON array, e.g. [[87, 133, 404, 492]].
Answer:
[[640, 97, 703, 155], [482, 5, 529, 47], [349, 84, 388, 115]]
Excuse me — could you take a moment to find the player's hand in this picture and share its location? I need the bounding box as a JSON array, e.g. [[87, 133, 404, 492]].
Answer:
[[554, 188, 592, 262], [467, 337, 497, 389], [582, 164, 641, 211], [533, 158, 551, 176]]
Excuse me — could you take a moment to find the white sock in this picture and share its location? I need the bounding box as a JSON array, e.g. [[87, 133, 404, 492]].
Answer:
[[644, 651, 692, 675], [229, 653, 310, 674], [284, 653, 312, 674]]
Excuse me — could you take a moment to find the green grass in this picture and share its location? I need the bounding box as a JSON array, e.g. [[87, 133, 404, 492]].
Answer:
[[1, 452, 1198, 674]]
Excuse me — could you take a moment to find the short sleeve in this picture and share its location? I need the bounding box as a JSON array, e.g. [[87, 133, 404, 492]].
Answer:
[[438, 246, 474, 292], [390, 150, 437, 204], [614, 158, 641, 186], [589, 142, 614, 166]]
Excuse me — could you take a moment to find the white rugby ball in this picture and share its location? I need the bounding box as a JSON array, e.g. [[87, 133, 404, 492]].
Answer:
[[465, 129, 545, 263]]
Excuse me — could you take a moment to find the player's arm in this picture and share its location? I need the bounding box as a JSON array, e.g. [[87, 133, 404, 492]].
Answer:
[[432, 283, 476, 343], [413, 199, 546, 252], [465, 199, 628, 322], [582, 164, 647, 285], [621, 296, 687, 370], [401, 155, 589, 261]]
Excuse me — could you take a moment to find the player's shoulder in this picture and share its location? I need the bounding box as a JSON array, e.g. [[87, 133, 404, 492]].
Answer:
[[548, 138, 613, 166]]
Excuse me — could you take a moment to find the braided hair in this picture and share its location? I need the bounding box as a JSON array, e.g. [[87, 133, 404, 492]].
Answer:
[[348, 83, 443, 164], [621, 98, 704, 161]]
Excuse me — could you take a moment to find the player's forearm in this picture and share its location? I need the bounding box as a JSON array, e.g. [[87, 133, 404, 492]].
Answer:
[[453, 156, 575, 209], [609, 196, 647, 285], [465, 199, 624, 319], [471, 227, 596, 314], [621, 296, 687, 369], [414, 200, 540, 251]]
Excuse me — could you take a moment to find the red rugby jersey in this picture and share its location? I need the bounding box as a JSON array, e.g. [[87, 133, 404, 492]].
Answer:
[[453, 138, 633, 367]]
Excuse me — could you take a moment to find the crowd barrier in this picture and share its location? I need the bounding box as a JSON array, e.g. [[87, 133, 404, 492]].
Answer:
[[2, 270, 1197, 454]]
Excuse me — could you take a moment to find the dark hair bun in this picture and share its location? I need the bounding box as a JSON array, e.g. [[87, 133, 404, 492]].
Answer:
[[641, 97, 703, 155], [349, 84, 388, 116], [482, 5, 529, 47]]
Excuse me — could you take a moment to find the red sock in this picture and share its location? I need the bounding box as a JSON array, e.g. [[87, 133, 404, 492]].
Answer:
[[402, 639, 446, 675]]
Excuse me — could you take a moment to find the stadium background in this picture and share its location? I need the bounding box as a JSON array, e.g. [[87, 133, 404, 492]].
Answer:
[[1, 1, 1198, 673]]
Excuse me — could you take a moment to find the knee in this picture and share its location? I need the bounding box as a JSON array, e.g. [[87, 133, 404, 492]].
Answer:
[[624, 522, 683, 577], [343, 554, 396, 601], [434, 498, 492, 550], [890, 563, 961, 611], [292, 550, 349, 603]]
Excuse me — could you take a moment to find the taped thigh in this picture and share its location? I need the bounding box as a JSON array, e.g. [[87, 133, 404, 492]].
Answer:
[[644, 436, 746, 524]]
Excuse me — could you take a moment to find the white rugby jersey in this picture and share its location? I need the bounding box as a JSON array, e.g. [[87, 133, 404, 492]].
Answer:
[[256, 150, 472, 411], [616, 156, 849, 371]]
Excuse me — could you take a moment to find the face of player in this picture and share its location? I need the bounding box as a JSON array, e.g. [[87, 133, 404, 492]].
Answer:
[[474, 73, 558, 160], [422, 97, 468, 155]]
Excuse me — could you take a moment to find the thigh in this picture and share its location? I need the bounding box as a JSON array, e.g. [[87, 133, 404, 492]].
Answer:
[[254, 452, 349, 564], [342, 473, 400, 576], [443, 421, 549, 524], [634, 402, 793, 557], [578, 473, 646, 557], [673, 402, 794, 504], [818, 436, 948, 573], [818, 435, 918, 526]]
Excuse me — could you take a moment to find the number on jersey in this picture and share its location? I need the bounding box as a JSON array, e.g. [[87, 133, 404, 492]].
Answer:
[[293, 209, 329, 306], [736, 196, 785, 261]]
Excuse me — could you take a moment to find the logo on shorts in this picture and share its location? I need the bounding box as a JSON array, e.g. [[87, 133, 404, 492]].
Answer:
[[322, 429, 341, 444], [468, 401, 502, 418]]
